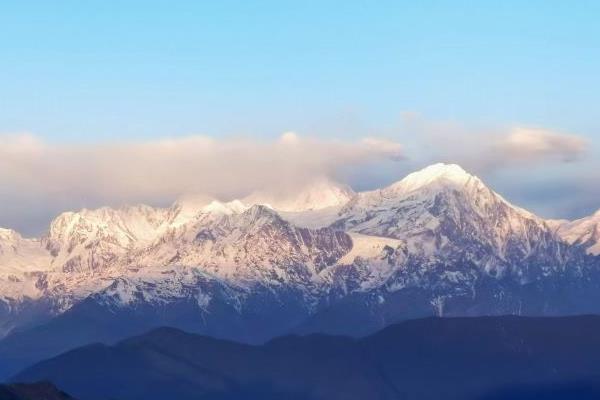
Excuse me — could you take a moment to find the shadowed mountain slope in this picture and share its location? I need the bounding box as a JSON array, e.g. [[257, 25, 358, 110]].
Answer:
[[0, 382, 75, 400], [14, 315, 600, 400]]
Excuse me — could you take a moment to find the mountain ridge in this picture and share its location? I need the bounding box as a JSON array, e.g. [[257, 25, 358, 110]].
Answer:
[[13, 315, 600, 400], [1, 163, 600, 378]]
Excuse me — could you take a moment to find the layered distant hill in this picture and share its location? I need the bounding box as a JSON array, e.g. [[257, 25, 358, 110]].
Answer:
[[13, 316, 600, 400], [1, 163, 600, 377], [0, 382, 74, 400]]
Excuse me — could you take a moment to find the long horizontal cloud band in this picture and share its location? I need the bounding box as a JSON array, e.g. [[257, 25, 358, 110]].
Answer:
[[0, 125, 588, 234], [0, 132, 404, 203]]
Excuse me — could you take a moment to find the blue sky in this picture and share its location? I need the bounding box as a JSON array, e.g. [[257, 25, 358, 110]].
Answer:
[[1, 1, 598, 140], [1, 1, 599, 234]]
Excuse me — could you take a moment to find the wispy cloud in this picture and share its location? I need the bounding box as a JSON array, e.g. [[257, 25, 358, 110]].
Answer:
[[398, 114, 588, 172], [0, 132, 404, 233], [492, 127, 587, 165]]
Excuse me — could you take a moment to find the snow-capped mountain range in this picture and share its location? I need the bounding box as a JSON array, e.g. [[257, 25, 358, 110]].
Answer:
[[1, 163, 600, 347]]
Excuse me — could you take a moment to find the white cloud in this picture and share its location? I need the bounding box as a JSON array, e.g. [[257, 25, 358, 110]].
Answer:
[[0, 132, 404, 232], [0, 118, 592, 234], [360, 137, 404, 161], [398, 115, 588, 172], [495, 127, 586, 163]]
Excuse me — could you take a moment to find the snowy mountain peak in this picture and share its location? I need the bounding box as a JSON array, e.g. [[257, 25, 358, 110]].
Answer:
[[169, 195, 216, 226], [0, 228, 21, 242], [555, 211, 600, 255], [238, 204, 283, 224], [2, 162, 600, 345], [388, 163, 477, 194], [201, 200, 248, 215], [0, 227, 49, 276], [243, 177, 355, 212]]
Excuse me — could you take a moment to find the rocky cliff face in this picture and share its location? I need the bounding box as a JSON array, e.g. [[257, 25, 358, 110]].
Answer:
[[552, 210, 600, 256]]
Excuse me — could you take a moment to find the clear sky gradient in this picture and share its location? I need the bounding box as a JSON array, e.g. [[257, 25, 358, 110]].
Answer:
[[1, 1, 598, 141]]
